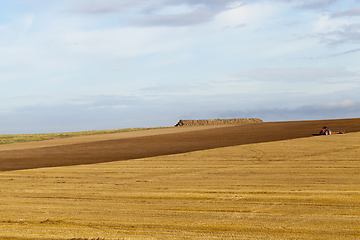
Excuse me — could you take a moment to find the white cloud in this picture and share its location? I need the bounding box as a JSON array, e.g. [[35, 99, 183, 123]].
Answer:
[[313, 13, 356, 33], [320, 100, 358, 109], [311, 10, 360, 45], [155, 4, 195, 15], [0, 14, 34, 46], [218, 99, 360, 122], [63, 27, 195, 58], [332, 7, 360, 18], [236, 67, 359, 83], [215, 3, 280, 29], [69, 0, 137, 14], [295, 0, 340, 10], [0, 113, 10, 118], [259, 38, 318, 58], [69, 0, 241, 26]]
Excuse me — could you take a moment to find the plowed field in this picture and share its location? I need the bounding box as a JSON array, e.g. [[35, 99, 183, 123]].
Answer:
[[1, 118, 360, 171], [0, 118, 359, 239]]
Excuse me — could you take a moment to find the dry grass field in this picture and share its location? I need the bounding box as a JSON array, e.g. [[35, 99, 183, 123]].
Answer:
[[0, 127, 170, 145], [0, 122, 359, 239]]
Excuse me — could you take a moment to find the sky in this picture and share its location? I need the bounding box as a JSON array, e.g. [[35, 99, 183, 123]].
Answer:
[[0, 0, 360, 134]]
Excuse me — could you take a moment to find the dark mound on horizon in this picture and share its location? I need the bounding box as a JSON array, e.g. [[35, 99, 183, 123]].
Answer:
[[1, 118, 360, 172], [175, 118, 263, 126]]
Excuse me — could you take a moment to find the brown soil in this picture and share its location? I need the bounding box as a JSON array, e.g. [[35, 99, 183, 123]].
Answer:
[[1, 118, 360, 172]]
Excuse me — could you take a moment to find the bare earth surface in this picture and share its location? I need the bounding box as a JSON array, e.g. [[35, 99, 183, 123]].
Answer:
[[1, 118, 360, 172], [0, 118, 359, 239]]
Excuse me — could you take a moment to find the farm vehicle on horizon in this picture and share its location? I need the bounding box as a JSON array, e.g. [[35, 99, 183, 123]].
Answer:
[[319, 126, 345, 135]]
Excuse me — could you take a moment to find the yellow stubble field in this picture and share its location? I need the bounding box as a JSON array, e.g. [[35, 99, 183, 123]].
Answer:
[[0, 132, 359, 239]]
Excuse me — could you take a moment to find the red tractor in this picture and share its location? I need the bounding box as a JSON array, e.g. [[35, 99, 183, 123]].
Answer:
[[319, 126, 345, 135], [320, 126, 331, 135]]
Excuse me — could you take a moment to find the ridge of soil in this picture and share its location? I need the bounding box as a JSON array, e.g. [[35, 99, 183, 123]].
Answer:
[[175, 118, 263, 126], [1, 118, 360, 172]]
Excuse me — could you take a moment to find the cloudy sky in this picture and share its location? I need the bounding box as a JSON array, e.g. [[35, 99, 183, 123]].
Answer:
[[1, 0, 360, 133]]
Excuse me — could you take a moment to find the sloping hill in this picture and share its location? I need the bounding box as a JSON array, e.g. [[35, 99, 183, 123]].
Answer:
[[1, 118, 360, 171]]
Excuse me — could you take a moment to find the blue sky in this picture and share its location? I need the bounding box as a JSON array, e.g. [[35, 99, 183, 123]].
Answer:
[[1, 0, 360, 134]]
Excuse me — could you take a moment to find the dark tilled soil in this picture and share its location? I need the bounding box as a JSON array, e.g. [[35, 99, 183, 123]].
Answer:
[[1, 118, 360, 172]]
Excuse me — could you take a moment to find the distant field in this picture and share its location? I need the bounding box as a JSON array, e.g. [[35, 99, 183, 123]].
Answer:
[[2, 118, 360, 172], [0, 131, 359, 239], [0, 127, 166, 145]]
